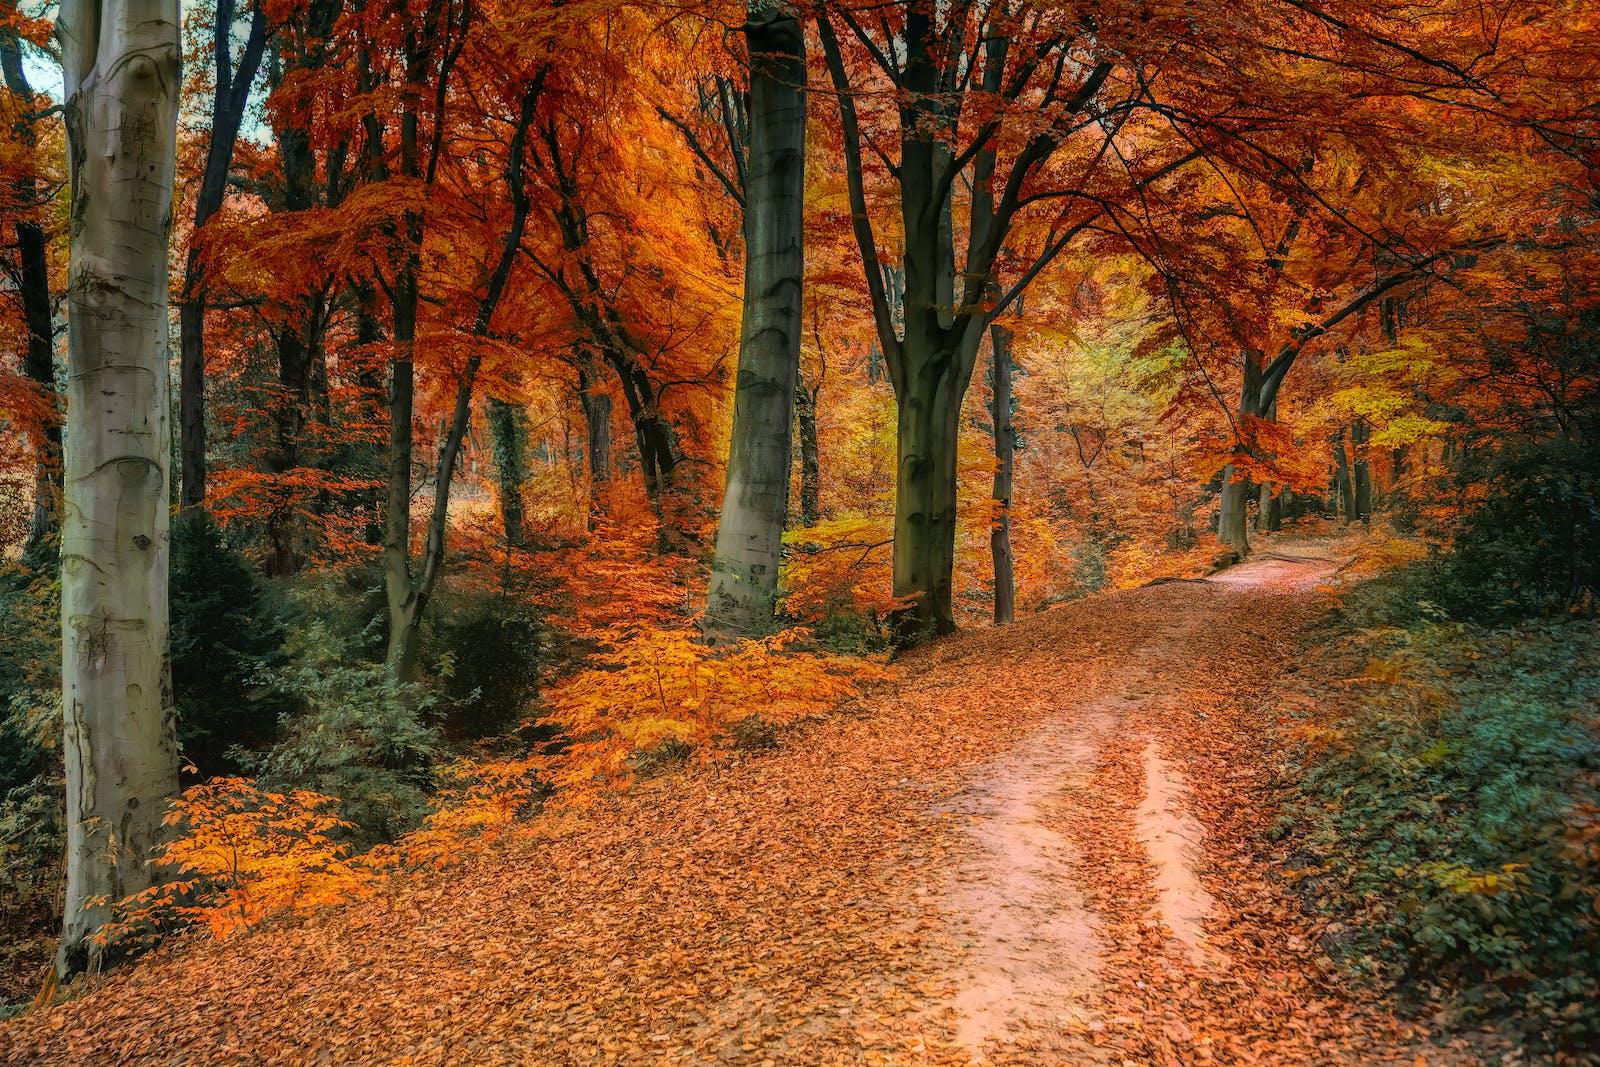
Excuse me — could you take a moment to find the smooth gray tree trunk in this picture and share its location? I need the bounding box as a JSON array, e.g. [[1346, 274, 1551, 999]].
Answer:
[[56, 0, 182, 978], [704, 2, 806, 641]]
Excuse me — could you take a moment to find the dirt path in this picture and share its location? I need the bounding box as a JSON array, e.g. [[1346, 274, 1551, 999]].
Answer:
[[1, 542, 1488, 1065]]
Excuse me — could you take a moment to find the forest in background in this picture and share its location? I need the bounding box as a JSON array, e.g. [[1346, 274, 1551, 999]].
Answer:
[[0, 0, 1596, 1055]]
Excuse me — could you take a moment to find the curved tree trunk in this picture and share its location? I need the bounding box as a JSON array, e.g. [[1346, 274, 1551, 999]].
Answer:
[[704, 2, 806, 641], [56, 0, 182, 978]]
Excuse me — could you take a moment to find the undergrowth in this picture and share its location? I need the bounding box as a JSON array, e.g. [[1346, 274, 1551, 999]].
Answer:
[[1277, 582, 1600, 1053]]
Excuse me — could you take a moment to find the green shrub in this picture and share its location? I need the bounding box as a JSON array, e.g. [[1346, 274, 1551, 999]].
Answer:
[[0, 563, 58, 799], [1282, 620, 1600, 1051], [170, 509, 291, 774], [247, 626, 440, 846], [1435, 436, 1600, 620], [810, 607, 890, 655], [427, 584, 542, 739]]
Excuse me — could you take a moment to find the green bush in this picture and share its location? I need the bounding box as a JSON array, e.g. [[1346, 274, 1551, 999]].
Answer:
[[0, 563, 58, 799], [170, 509, 291, 774], [427, 584, 542, 739], [247, 625, 440, 846], [1282, 620, 1600, 1050], [810, 606, 890, 655], [1436, 436, 1599, 620]]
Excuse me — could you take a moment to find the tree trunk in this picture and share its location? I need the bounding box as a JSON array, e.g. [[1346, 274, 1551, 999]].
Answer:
[[1352, 420, 1372, 523], [577, 357, 612, 515], [990, 322, 1016, 625], [794, 370, 820, 526], [56, 0, 182, 978], [704, 3, 806, 641], [3, 12, 63, 563], [1333, 427, 1355, 523], [891, 363, 965, 638], [1218, 360, 1263, 557], [178, 0, 266, 508], [488, 398, 527, 548], [1259, 482, 1282, 532]]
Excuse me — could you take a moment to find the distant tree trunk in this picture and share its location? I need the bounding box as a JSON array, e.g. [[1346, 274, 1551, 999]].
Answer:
[[1333, 427, 1355, 523], [794, 368, 820, 526], [990, 321, 1016, 625], [2, 11, 63, 563], [1352, 420, 1372, 523], [1258, 482, 1282, 532], [179, 0, 268, 508], [705, 2, 806, 641], [488, 398, 527, 548], [264, 299, 325, 577], [577, 356, 612, 515], [55, 0, 182, 978], [1218, 358, 1263, 557]]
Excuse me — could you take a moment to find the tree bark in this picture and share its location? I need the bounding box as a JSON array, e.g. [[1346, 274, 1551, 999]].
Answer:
[[178, 0, 268, 508], [576, 354, 612, 516], [1218, 358, 1263, 557], [793, 369, 820, 526], [1333, 427, 1355, 523], [705, 2, 806, 641], [989, 321, 1016, 625], [55, 0, 182, 978], [1352, 420, 1372, 523], [488, 397, 526, 548]]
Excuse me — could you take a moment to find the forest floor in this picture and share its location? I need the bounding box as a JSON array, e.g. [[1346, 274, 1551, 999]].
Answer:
[[0, 539, 1517, 1065]]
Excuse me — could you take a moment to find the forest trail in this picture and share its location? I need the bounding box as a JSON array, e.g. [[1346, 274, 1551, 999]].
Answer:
[[2, 540, 1485, 1065]]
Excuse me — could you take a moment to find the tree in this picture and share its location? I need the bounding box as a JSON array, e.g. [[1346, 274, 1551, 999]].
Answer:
[[818, 3, 1199, 637], [177, 0, 268, 508], [704, 1, 806, 641], [55, 0, 182, 977], [1, 1, 61, 563]]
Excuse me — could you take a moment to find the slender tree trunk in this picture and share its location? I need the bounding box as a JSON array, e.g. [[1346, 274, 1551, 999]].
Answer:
[[705, 2, 806, 641], [3, 13, 62, 562], [577, 357, 612, 515], [794, 371, 820, 526], [990, 322, 1016, 625], [1352, 420, 1372, 523], [1333, 427, 1355, 523], [488, 397, 527, 548], [178, 0, 266, 508], [55, 0, 181, 978]]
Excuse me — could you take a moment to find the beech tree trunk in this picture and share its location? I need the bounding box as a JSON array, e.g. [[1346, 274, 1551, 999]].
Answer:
[[56, 0, 182, 978], [891, 358, 968, 637], [1218, 359, 1263, 557], [990, 322, 1016, 625], [705, 2, 806, 641], [2, 12, 63, 563]]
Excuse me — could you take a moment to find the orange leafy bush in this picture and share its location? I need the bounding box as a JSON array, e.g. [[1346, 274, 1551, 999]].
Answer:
[[541, 626, 892, 793], [97, 778, 372, 948]]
